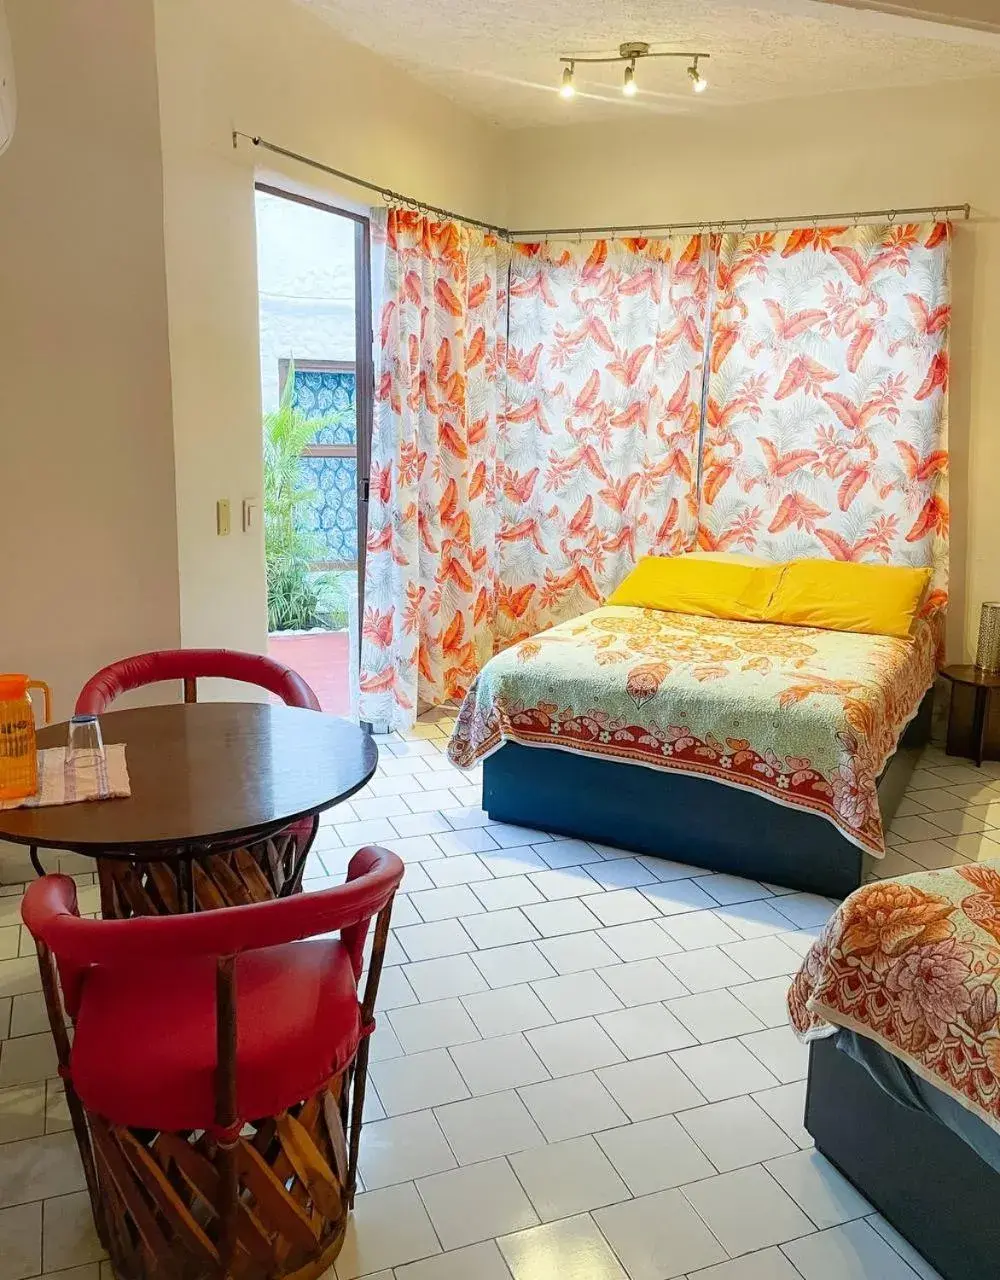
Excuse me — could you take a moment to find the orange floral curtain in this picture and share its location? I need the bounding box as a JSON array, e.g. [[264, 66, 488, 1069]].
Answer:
[[699, 222, 950, 607], [359, 209, 508, 730], [497, 235, 712, 648]]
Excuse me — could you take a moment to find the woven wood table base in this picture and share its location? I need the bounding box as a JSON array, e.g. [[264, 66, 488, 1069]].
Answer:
[[95, 826, 314, 918], [88, 1076, 354, 1280]]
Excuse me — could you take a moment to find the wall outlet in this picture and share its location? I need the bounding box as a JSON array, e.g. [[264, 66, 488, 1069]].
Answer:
[[216, 498, 231, 536]]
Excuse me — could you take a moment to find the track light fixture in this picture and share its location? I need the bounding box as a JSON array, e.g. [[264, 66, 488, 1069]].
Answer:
[[558, 42, 710, 101], [688, 56, 708, 93]]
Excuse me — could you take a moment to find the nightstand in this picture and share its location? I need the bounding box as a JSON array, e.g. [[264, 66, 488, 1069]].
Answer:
[[942, 665, 1000, 767]]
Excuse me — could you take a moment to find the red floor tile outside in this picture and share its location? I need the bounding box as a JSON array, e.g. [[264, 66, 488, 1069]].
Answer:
[[267, 630, 352, 716]]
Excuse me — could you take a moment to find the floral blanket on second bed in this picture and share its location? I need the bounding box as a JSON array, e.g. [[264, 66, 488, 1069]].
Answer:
[[448, 605, 936, 855], [789, 864, 1000, 1135]]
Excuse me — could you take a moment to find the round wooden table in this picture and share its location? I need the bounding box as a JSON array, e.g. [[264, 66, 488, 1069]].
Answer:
[[8, 704, 381, 1280], [0, 702, 378, 916], [941, 664, 1000, 768]]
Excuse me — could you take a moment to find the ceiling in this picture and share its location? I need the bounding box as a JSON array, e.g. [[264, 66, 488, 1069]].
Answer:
[[295, 0, 1000, 127]]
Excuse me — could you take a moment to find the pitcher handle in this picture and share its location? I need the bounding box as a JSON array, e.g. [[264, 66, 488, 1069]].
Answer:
[[27, 680, 52, 725]]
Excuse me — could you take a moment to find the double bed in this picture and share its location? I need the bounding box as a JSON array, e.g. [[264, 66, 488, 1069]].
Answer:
[[791, 866, 1000, 1280], [449, 602, 937, 898]]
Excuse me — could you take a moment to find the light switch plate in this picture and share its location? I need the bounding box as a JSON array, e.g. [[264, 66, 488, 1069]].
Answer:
[[242, 497, 259, 533], [217, 498, 231, 536]]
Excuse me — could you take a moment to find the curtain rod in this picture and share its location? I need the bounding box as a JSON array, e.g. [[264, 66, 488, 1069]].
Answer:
[[233, 132, 970, 240], [233, 132, 511, 236], [513, 204, 971, 239]]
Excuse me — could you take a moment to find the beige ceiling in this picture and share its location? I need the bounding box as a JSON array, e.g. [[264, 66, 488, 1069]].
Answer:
[[295, 0, 1000, 126]]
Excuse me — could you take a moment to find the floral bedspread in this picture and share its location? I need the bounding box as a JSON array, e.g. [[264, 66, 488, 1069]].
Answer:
[[789, 865, 1000, 1136], [448, 606, 936, 855]]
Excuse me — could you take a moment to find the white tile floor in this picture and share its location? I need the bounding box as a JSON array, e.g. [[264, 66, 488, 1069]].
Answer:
[[3, 712, 1000, 1279]]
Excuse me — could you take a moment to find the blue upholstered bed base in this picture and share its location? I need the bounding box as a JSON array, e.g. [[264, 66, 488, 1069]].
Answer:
[[482, 689, 934, 899], [807, 1035, 999, 1280]]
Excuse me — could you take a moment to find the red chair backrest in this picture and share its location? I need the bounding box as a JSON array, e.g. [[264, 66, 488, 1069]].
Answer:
[[75, 648, 321, 715], [21, 847, 404, 1017]]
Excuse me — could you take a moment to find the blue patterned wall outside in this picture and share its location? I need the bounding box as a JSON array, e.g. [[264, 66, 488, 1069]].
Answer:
[[298, 456, 358, 564], [293, 368, 357, 445], [292, 367, 358, 565]]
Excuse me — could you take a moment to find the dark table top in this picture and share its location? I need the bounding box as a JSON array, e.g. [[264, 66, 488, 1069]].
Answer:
[[0, 702, 377, 853], [942, 664, 1000, 690]]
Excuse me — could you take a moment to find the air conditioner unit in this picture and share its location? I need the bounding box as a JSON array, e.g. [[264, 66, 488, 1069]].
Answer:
[[0, 1, 15, 157]]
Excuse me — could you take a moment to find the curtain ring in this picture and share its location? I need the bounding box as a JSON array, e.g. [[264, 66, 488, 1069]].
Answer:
[[852, 212, 860, 228], [888, 209, 897, 224], [739, 219, 748, 234]]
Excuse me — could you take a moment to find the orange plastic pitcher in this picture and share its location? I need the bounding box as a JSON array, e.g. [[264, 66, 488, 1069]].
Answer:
[[0, 674, 52, 801]]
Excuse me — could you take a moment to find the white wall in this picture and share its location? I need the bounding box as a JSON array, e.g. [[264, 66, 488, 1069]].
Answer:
[[0, 0, 179, 718], [153, 0, 505, 656], [505, 75, 1000, 659], [0, 0, 499, 716]]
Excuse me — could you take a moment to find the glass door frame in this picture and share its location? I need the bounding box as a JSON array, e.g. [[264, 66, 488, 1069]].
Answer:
[[255, 182, 374, 697]]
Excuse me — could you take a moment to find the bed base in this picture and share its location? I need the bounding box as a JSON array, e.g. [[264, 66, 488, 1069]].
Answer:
[[805, 1037, 1000, 1280], [482, 689, 933, 899]]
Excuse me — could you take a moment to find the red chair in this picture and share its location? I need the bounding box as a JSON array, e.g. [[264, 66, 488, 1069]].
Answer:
[[22, 846, 403, 1280], [75, 648, 322, 716], [76, 649, 323, 913]]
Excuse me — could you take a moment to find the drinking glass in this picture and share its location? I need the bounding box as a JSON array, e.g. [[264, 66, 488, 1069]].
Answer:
[[66, 714, 108, 796]]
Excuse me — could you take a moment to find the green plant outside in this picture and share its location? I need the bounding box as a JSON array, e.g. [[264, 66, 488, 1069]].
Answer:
[[263, 367, 353, 632]]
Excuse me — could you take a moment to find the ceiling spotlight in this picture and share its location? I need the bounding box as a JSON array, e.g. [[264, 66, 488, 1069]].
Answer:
[[556, 44, 710, 99]]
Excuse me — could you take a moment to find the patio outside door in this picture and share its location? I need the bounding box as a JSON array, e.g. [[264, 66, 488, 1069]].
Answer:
[[255, 184, 373, 718]]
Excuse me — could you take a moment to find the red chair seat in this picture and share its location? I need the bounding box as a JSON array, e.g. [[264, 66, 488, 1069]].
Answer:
[[70, 938, 361, 1132]]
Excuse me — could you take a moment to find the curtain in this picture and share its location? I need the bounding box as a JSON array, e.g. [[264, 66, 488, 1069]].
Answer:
[[698, 222, 950, 605], [498, 235, 711, 648], [359, 209, 508, 730]]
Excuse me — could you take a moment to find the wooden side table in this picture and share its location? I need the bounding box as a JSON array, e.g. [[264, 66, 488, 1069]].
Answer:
[[942, 665, 1000, 767]]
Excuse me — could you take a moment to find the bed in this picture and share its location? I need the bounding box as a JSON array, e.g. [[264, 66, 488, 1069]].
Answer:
[[790, 866, 1000, 1280], [448, 604, 937, 898]]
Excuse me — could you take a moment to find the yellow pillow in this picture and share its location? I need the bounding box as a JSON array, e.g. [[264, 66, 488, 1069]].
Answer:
[[607, 556, 782, 622], [765, 560, 932, 638]]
